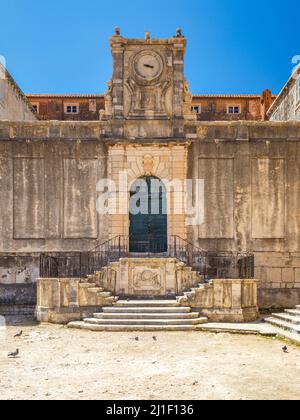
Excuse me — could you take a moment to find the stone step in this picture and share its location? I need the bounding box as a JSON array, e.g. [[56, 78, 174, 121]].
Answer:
[[296, 306, 300, 310], [265, 317, 300, 335], [285, 309, 300, 316], [83, 317, 207, 326], [116, 300, 179, 307], [68, 321, 199, 332], [103, 306, 191, 314], [80, 283, 97, 288], [87, 288, 104, 294], [105, 297, 118, 304], [94, 312, 200, 320], [270, 327, 300, 344], [272, 313, 300, 325], [98, 292, 112, 298]]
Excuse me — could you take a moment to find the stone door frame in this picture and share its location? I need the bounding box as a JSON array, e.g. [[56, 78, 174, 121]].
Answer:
[[108, 143, 189, 245]]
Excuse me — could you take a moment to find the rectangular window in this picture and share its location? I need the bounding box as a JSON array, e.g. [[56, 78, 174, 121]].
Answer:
[[67, 105, 77, 113], [191, 105, 201, 114], [65, 104, 79, 114], [228, 105, 240, 114], [31, 103, 39, 113]]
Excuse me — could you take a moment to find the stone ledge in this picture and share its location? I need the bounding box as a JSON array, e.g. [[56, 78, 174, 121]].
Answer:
[[199, 307, 259, 323], [36, 305, 101, 325], [0, 120, 299, 142]]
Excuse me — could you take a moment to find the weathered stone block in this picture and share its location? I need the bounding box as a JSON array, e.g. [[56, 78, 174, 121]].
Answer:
[[178, 279, 258, 322], [282, 268, 294, 283], [268, 268, 282, 283]]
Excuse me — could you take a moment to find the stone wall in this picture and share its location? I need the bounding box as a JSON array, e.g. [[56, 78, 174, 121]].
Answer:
[[188, 121, 300, 308], [267, 66, 300, 121], [0, 64, 37, 121], [0, 121, 109, 286], [0, 283, 37, 316], [1, 120, 300, 309]]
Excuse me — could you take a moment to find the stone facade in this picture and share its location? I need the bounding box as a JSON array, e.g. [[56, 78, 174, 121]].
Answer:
[[26, 93, 274, 123], [26, 93, 275, 122], [108, 143, 189, 240], [193, 91, 275, 122], [0, 63, 37, 121], [26, 94, 104, 121], [0, 120, 300, 309], [1, 32, 300, 315], [268, 65, 300, 121]]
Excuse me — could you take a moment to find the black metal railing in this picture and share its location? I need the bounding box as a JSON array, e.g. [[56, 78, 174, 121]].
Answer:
[[40, 253, 83, 278], [168, 236, 254, 279], [200, 252, 254, 279], [40, 235, 254, 280]]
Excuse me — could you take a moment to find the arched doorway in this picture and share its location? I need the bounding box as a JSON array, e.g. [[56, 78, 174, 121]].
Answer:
[[129, 176, 168, 253]]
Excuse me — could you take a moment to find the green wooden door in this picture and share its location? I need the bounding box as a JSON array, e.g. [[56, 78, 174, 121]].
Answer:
[[129, 177, 167, 253]]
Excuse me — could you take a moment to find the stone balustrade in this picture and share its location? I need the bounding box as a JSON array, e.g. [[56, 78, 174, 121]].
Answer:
[[36, 278, 115, 324], [178, 279, 258, 322]]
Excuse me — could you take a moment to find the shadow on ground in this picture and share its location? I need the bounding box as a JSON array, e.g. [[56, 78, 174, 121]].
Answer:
[[3, 315, 38, 327]]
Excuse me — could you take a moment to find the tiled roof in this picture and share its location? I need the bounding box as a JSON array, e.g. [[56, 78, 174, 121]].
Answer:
[[26, 93, 277, 100], [26, 94, 104, 98], [193, 94, 276, 99]]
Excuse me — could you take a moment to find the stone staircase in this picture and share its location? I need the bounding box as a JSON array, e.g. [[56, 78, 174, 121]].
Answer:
[[265, 305, 300, 342], [80, 281, 117, 304], [68, 300, 208, 331]]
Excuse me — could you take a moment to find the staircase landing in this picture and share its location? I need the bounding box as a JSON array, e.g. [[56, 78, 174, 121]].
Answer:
[[68, 300, 208, 332]]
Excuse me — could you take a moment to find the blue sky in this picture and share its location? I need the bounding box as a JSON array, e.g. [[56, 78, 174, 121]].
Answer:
[[0, 0, 299, 95]]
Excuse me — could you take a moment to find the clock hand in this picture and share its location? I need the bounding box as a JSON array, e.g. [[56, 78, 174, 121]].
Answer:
[[144, 64, 155, 69]]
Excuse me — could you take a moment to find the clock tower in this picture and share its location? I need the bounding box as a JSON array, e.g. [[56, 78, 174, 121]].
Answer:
[[104, 29, 188, 138]]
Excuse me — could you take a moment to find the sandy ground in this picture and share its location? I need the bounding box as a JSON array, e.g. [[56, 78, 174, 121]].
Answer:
[[0, 317, 300, 400]]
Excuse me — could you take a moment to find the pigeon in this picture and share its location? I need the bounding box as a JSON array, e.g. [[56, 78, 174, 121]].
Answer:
[[153, 336, 157, 342], [8, 349, 19, 358], [14, 331, 23, 338], [135, 337, 139, 341], [282, 346, 289, 353]]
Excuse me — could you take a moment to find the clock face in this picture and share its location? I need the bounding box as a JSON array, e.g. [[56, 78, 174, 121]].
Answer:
[[133, 51, 163, 82]]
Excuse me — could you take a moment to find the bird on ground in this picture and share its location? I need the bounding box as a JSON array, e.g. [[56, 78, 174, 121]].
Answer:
[[282, 346, 289, 353], [14, 331, 23, 338], [153, 336, 157, 342], [135, 337, 139, 341], [8, 349, 19, 358]]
